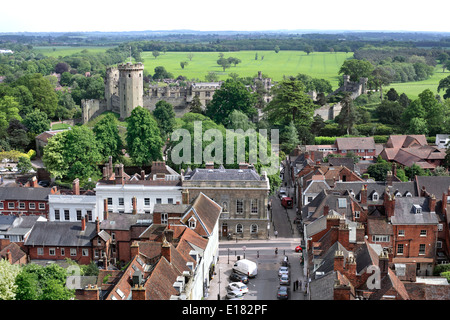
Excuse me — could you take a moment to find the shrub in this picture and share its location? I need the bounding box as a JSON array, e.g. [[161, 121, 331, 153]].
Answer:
[[314, 136, 337, 145]]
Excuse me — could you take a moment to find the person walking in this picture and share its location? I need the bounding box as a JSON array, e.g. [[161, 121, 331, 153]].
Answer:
[[274, 230, 278, 238]]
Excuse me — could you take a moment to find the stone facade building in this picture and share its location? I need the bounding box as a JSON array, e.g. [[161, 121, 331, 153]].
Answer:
[[181, 164, 270, 240]]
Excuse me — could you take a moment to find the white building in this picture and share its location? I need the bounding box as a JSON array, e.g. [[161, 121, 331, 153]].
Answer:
[[95, 161, 182, 219]]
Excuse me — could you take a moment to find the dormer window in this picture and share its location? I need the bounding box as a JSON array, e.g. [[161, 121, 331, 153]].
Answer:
[[413, 204, 422, 214], [395, 191, 401, 198], [406, 192, 412, 197], [188, 217, 197, 229], [372, 192, 379, 201]]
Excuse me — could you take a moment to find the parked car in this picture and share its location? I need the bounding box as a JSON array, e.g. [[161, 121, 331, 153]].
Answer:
[[278, 188, 287, 199], [229, 272, 249, 284], [232, 259, 257, 277], [295, 245, 303, 253], [226, 290, 244, 300], [281, 197, 293, 209], [227, 282, 249, 294], [279, 274, 290, 286], [278, 266, 289, 277], [277, 286, 290, 300]]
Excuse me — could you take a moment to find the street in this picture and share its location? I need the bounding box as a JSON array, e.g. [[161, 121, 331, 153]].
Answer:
[[207, 193, 308, 300]]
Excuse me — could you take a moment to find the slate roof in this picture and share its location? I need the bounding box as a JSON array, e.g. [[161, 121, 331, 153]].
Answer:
[[24, 221, 97, 247], [153, 204, 190, 214], [415, 176, 450, 198], [184, 168, 262, 181], [0, 186, 54, 201], [335, 137, 375, 150], [391, 197, 439, 225], [100, 212, 153, 231]]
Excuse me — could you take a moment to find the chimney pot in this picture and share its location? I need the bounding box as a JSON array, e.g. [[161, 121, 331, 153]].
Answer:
[[73, 178, 80, 195]]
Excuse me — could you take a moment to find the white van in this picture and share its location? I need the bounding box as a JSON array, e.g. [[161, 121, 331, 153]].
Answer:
[[232, 259, 258, 278]]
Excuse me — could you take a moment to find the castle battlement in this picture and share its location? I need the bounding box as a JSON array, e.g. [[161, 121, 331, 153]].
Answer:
[[118, 62, 144, 71]]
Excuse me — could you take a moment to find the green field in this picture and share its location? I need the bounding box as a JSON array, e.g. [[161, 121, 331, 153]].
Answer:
[[141, 50, 353, 89], [33, 46, 113, 57], [385, 65, 449, 100], [32, 46, 450, 99]]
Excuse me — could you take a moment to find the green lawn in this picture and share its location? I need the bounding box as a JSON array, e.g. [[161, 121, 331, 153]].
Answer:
[[141, 50, 354, 89]]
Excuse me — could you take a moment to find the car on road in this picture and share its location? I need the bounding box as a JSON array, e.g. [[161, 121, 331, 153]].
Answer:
[[279, 274, 290, 286], [226, 290, 244, 300], [229, 272, 249, 284], [278, 188, 287, 199], [278, 266, 289, 277], [295, 245, 303, 253], [227, 282, 249, 294], [277, 286, 290, 300]]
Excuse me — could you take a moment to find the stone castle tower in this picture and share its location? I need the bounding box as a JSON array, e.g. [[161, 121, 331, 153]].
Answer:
[[118, 62, 144, 119]]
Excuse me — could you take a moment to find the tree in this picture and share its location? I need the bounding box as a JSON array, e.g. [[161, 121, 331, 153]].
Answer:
[[126, 106, 164, 166], [205, 79, 258, 127], [274, 46, 280, 53], [7, 119, 29, 151], [217, 57, 231, 71], [180, 61, 188, 69], [189, 95, 203, 114], [152, 51, 160, 59], [54, 62, 69, 74], [227, 110, 256, 131], [377, 100, 404, 125], [386, 88, 399, 101], [153, 100, 176, 138], [227, 57, 241, 67], [15, 263, 74, 300], [93, 113, 123, 162], [367, 157, 392, 181], [42, 125, 102, 181], [187, 53, 194, 61], [339, 59, 374, 82], [281, 121, 300, 153], [437, 75, 450, 99], [406, 117, 429, 135], [0, 258, 20, 300], [205, 72, 219, 82], [17, 156, 33, 174], [405, 163, 428, 180], [372, 65, 394, 100], [22, 109, 51, 134], [264, 78, 315, 129], [337, 92, 359, 135], [153, 66, 173, 80]]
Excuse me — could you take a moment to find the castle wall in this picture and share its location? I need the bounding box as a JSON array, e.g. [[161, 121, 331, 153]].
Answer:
[[81, 99, 107, 124]]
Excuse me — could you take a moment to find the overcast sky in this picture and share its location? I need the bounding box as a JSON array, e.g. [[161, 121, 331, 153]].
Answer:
[[1, 0, 449, 33]]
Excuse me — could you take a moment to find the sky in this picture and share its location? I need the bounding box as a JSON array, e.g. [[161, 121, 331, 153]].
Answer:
[[1, 0, 450, 33]]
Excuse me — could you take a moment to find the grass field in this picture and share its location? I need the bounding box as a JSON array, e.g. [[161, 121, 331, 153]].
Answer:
[[33, 46, 114, 57], [32, 46, 450, 100], [141, 50, 353, 89], [385, 65, 449, 100]]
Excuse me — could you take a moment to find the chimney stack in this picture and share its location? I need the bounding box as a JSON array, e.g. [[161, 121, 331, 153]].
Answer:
[[141, 170, 145, 180], [115, 164, 124, 185], [360, 184, 367, 205], [429, 194, 436, 213], [103, 166, 108, 180], [6, 249, 12, 264], [164, 225, 174, 243], [182, 189, 189, 205], [132, 196, 137, 215], [379, 251, 389, 278], [103, 198, 108, 220], [73, 178, 80, 195], [131, 241, 140, 257], [161, 238, 171, 263], [205, 162, 214, 169], [96, 217, 100, 233], [31, 176, 38, 188], [334, 250, 345, 273], [323, 205, 330, 216], [108, 156, 113, 176], [81, 215, 86, 231], [132, 285, 147, 300]]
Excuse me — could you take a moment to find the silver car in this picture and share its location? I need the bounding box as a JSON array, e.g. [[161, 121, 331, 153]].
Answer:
[[279, 274, 290, 286], [226, 290, 244, 300]]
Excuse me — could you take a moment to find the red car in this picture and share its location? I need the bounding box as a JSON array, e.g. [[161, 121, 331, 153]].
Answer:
[[295, 245, 303, 252]]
